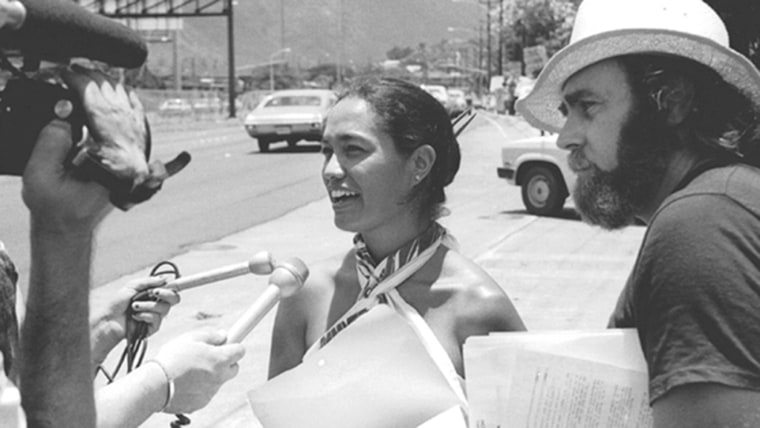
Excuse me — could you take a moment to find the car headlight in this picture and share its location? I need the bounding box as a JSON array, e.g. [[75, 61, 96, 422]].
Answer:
[[310, 114, 325, 129]]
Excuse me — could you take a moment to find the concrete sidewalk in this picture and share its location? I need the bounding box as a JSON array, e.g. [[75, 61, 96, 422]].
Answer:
[[95, 112, 602, 427]]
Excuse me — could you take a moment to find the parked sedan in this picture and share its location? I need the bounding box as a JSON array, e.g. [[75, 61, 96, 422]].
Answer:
[[244, 89, 337, 152], [158, 98, 193, 117], [497, 134, 575, 216]]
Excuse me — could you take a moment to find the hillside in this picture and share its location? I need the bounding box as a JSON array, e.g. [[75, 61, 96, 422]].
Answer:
[[144, 0, 480, 76]]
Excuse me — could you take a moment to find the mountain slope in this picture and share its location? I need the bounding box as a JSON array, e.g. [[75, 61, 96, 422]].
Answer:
[[145, 0, 480, 76]]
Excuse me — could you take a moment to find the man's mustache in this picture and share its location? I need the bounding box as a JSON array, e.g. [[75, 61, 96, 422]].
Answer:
[[567, 149, 593, 172]]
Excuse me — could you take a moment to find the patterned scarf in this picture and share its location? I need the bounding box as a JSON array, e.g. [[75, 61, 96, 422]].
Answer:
[[354, 222, 445, 299], [317, 222, 446, 348]]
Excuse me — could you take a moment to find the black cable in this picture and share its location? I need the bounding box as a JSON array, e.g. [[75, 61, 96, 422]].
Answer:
[[97, 260, 191, 426]]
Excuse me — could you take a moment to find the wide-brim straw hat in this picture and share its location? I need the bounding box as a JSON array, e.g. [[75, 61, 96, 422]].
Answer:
[[516, 0, 760, 134]]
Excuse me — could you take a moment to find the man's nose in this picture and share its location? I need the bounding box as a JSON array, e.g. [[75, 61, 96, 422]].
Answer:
[[556, 116, 582, 151]]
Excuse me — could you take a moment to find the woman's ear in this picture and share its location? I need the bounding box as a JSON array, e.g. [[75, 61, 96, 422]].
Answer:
[[409, 144, 436, 183]]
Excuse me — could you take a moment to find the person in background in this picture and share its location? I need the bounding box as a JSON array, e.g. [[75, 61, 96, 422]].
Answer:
[[517, 0, 760, 426]]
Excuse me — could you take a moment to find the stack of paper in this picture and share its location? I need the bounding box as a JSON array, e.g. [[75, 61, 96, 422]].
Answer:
[[464, 329, 652, 428]]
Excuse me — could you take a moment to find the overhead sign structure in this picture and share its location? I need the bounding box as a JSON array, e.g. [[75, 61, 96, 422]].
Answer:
[[74, 0, 238, 117]]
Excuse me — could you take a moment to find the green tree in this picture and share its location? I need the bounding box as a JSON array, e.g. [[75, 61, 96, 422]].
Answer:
[[386, 46, 414, 60], [501, 0, 577, 59], [704, 0, 760, 68]]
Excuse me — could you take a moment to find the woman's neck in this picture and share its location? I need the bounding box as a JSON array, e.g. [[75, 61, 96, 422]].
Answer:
[[361, 217, 432, 262]]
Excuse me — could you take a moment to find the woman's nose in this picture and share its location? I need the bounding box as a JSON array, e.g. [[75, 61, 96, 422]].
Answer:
[[322, 154, 345, 180]]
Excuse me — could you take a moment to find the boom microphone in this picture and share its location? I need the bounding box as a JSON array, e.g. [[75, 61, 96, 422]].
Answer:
[[164, 251, 276, 293], [0, 0, 148, 68], [227, 258, 309, 343]]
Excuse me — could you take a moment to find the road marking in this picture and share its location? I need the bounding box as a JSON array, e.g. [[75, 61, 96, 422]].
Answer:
[[478, 113, 512, 140]]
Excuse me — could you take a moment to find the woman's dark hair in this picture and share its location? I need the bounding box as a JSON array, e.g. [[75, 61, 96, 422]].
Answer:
[[338, 77, 461, 220], [618, 54, 760, 166]]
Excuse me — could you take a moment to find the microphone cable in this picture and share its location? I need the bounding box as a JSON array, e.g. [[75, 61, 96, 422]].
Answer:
[[96, 260, 191, 427]]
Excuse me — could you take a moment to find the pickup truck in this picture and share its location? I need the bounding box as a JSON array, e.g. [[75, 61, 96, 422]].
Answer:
[[496, 134, 576, 216]]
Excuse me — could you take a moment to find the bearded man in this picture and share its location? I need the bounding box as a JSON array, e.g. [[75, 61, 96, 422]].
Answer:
[[517, 0, 760, 427]]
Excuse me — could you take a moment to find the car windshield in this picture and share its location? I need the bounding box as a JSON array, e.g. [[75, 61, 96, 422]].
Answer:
[[264, 95, 323, 107]]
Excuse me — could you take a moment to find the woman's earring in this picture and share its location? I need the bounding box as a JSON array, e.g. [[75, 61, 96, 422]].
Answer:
[[414, 175, 421, 182]]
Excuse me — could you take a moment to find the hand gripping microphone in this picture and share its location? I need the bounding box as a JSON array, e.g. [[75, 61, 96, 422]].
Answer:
[[227, 258, 309, 343]]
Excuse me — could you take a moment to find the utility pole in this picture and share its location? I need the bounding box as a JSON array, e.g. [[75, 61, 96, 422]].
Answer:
[[478, 22, 483, 72], [226, 0, 236, 117], [280, 0, 285, 50], [337, 0, 344, 85], [497, 0, 504, 76], [485, 0, 492, 86], [173, 29, 181, 91]]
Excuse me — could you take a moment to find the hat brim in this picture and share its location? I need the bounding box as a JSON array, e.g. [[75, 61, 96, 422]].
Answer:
[[516, 29, 760, 133]]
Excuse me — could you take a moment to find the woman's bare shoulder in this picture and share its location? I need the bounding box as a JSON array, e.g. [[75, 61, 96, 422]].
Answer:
[[439, 249, 526, 332]]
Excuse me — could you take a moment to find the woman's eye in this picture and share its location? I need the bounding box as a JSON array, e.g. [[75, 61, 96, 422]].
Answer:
[[345, 145, 364, 154]]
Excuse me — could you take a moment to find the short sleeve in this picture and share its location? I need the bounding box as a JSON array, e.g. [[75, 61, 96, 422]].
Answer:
[[631, 193, 760, 402]]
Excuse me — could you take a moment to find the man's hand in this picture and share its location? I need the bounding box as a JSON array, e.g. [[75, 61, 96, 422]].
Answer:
[[153, 329, 246, 414], [22, 119, 112, 233]]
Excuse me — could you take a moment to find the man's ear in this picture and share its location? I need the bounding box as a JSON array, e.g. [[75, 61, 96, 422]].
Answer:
[[409, 144, 436, 182], [658, 77, 696, 126]]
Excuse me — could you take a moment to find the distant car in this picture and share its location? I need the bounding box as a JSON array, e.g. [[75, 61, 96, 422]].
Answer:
[[497, 134, 576, 216], [192, 97, 223, 113], [158, 98, 193, 117], [244, 89, 337, 152], [446, 88, 468, 117], [421, 84, 449, 106]]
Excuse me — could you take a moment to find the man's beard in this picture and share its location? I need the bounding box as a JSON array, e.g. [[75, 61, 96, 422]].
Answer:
[[570, 106, 673, 230]]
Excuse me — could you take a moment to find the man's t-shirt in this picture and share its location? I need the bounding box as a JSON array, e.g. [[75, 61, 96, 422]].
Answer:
[[610, 163, 760, 403]]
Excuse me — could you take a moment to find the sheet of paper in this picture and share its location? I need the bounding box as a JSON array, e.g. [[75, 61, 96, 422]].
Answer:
[[464, 329, 652, 428], [507, 350, 650, 428], [248, 304, 462, 428]]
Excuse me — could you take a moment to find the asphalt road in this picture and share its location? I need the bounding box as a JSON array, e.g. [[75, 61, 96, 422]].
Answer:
[[0, 116, 328, 292]]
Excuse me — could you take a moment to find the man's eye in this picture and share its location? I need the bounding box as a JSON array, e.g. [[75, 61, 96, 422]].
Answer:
[[558, 103, 568, 117], [320, 145, 333, 156], [579, 101, 597, 115]]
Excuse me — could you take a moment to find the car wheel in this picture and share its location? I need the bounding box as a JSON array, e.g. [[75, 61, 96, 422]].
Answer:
[[521, 165, 566, 216], [258, 138, 270, 153]]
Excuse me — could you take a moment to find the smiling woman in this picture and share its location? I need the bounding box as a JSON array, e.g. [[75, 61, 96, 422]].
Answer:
[[248, 77, 526, 428]]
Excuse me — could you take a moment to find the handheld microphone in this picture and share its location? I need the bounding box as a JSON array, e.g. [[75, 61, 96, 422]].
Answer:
[[164, 251, 276, 293], [227, 258, 309, 343], [0, 0, 148, 68]]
